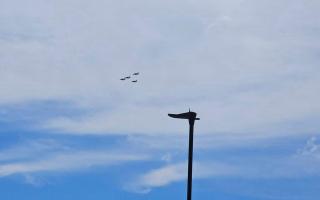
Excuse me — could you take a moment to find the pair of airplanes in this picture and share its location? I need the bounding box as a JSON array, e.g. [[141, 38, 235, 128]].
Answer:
[[120, 72, 139, 82]]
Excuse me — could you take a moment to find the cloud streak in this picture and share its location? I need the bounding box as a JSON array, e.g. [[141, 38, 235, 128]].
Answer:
[[0, 151, 148, 177], [0, 140, 149, 177], [129, 137, 320, 193], [128, 161, 238, 193]]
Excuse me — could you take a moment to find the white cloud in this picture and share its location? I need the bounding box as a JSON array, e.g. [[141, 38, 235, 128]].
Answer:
[[0, 0, 320, 140], [297, 136, 320, 156], [128, 138, 320, 193], [136, 163, 186, 191], [0, 139, 68, 162], [0, 140, 149, 177], [127, 161, 238, 193], [0, 150, 148, 177], [23, 174, 46, 187]]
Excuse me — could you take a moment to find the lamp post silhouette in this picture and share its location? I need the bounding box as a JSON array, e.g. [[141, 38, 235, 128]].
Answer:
[[168, 110, 200, 200]]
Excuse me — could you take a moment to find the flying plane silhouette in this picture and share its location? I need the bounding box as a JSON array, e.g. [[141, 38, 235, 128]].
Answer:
[[133, 72, 139, 75], [132, 80, 138, 83], [125, 76, 131, 79], [120, 78, 126, 81]]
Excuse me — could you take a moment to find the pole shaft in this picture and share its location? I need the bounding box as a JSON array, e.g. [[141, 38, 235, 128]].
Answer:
[[187, 121, 194, 200]]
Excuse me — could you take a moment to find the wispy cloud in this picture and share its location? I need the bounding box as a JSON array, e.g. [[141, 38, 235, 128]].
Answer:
[[0, 140, 149, 178], [0, 150, 148, 177], [0, 139, 68, 162], [127, 161, 237, 193], [128, 137, 320, 193], [297, 136, 320, 156]]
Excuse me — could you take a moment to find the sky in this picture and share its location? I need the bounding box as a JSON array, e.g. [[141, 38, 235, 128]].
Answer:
[[0, 0, 320, 199]]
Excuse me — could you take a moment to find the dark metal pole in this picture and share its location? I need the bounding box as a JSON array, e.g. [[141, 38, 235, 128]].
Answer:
[[187, 119, 195, 200], [168, 110, 199, 200]]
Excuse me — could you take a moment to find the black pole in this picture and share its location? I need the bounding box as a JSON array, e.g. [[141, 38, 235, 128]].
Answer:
[[187, 119, 195, 200], [168, 110, 199, 200]]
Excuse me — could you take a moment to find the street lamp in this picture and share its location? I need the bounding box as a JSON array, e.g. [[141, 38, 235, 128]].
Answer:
[[168, 110, 200, 200]]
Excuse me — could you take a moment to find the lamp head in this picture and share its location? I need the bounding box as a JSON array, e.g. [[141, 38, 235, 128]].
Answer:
[[168, 110, 200, 121]]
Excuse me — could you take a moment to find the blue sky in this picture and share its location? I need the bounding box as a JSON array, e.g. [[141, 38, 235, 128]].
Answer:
[[1, 0, 320, 199]]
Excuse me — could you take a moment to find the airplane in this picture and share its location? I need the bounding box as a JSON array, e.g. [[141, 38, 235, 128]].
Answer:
[[133, 72, 139, 76], [132, 80, 138, 83], [120, 78, 126, 81], [125, 76, 131, 79]]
